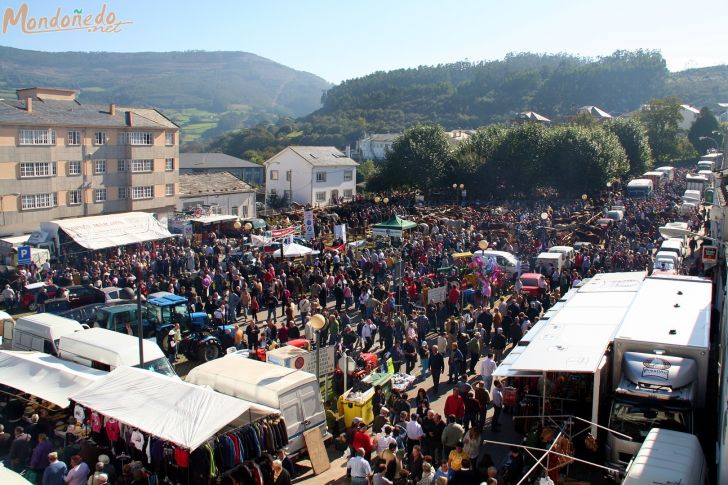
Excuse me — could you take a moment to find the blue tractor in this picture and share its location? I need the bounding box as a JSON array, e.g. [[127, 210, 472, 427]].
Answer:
[[145, 292, 232, 362]]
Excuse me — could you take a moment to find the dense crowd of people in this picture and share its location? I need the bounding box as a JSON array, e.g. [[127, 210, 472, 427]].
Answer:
[[2, 166, 711, 484]]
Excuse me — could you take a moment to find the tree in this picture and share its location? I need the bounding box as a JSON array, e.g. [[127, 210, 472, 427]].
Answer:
[[356, 159, 378, 183], [688, 107, 723, 155], [604, 118, 653, 175], [376, 124, 453, 191], [639, 97, 683, 162]]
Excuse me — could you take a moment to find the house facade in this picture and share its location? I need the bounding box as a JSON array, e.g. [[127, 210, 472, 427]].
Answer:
[[179, 152, 264, 186], [679, 104, 701, 131], [264, 146, 357, 207], [0, 87, 179, 236], [356, 134, 399, 161]]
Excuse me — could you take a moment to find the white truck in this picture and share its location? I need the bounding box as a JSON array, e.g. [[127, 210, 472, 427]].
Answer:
[[607, 275, 711, 472]]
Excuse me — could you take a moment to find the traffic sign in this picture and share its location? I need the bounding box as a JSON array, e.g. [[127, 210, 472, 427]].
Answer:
[[17, 246, 31, 265]]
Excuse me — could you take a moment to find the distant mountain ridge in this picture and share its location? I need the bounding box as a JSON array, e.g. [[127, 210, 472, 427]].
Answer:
[[0, 45, 331, 140]]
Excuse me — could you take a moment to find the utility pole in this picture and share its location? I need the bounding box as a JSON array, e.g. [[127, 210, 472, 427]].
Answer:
[[136, 263, 145, 368], [288, 170, 292, 206]]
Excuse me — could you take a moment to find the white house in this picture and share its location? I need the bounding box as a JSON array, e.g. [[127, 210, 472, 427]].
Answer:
[[357, 134, 399, 160], [679, 104, 701, 131], [264, 146, 358, 207], [178, 172, 256, 219], [577, 105, 612, 120]]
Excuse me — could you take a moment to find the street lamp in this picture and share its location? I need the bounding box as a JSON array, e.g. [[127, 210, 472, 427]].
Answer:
[[309, 313, 326, 380], [383, 197, 389, 205]]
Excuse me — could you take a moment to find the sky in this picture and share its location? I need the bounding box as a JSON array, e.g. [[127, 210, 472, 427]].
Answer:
[[1, 0, 727, 84]]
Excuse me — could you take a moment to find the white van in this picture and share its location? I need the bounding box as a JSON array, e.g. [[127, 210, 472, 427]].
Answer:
[[186, 354, 330, 457], [655, 166, 675, 181], [697, 160, 714, 172], [58, 327, 176, 377], [679, 202, 697, 216], [654, 251, 680, 268], [11, 313, 84, 355], [606, 209, 624, 222], [660, 238, 686, 258], [548, 246, 575, 268], [0, 311, 15, 349], [472, 250, 519, 276], [686, 174, 708, 194], [536, 252, 564, 273], [623, 428, 707, 485], [683, 189, 702, 204]]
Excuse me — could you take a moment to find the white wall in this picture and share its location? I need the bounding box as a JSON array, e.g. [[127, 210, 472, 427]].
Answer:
[[357, 138, 393, 161], [310, 166, 357, 207], [265, 150, 313, 205], [679, 107, 700, 131], [179, 191, 256, 218]]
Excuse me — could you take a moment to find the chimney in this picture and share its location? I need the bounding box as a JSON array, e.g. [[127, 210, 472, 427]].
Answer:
[[26, 97, 32, 113], [109, 103, 116, 116], [345, 145, 351, 158]]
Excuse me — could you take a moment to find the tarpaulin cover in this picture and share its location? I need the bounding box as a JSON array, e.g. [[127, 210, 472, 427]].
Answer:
[[40, 212, 173, 250], [70, 366, 277, 450], [0, 350, 105, 408]]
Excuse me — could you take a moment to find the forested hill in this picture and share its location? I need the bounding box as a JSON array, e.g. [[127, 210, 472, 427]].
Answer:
[[311, 50, 670, 128], [0, 45, 331, 140]]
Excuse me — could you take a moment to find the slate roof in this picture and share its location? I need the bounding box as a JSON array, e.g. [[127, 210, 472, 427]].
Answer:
[[178, 172, 254, 196], [0, 98, 178, 129], [286, 146, 358, 167], [578, 106, 612, 119], [517, 111, 551, 122], [180, 152, 260, 169]]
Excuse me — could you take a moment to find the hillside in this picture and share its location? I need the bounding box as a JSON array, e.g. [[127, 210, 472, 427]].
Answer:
[[200, 50, 728, 162], [0, 46, 331, 141]]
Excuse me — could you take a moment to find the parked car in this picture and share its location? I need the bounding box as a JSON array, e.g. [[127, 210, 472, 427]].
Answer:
[[101, 286, 135, 304], [519, 272, 548, 296], [19, 282, 59, 311], [64, 285, 106, 308], [43, 298, 72, 315], [59, 303, 108, 326]]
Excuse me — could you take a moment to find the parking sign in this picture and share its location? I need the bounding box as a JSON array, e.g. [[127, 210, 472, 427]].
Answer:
[[17, 246, 31, 265]]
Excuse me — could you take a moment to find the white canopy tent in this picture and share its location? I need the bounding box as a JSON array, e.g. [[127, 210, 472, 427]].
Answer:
[[273, 243, 314, 258], [0, 350, 106, 408], [70, 366, 278, 450], [39, 212, 173, 250]]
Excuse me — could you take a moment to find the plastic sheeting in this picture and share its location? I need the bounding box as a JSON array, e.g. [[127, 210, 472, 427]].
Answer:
[[70, 366, 277, 450], [0, 351, 106, 408], [40, 212, 173, 250]]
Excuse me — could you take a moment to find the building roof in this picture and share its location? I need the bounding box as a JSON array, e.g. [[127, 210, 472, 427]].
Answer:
[[180, 152, 260, 170], [680, 104, 701, 115], [517, 111, 551, 122], [367, 133, 400, 143], [274, 146, 358, 167], [578, 105, 612, 119], [179, 171, 254, 197], [0, 98, 178, 129]]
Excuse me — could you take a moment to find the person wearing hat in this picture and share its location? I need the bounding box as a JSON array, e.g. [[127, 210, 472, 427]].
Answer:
[[165, 327, 178, 363], [373, 406, 389, 434]]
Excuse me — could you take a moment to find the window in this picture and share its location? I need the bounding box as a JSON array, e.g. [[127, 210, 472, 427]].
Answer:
[[94, 160, 106, 174], [94, 132, 108, 146], [19, 128, 55, 145], [21, 193, 57, 210], [68, 161, 81, 176], [67, 130, 81, 146], [117, 160, 127, 172], [344, 189, 353, 199], [131, 186, 153, 199], [270, 170, 279, 180], [165, 184, 174, 196], [165, 133, 175, 146], [344, 170, 353, 181], [118, 187, 128, 199], [165, 158, 175, 171], [285, 171, 291, 182], [283, 189, 291, 200], [242, 205, 249, 218], [94, 188, 107, 203], [131, 159, 153, 172], [269, 188, 277, 196], [315, 191, 326, 202], [316, 172, 327, 183], [68, 190, 82, 205], [19, 161, 56, 178], [119, 132, 153, 145]]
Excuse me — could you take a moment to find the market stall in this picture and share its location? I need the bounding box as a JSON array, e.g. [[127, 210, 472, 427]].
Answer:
[[70, 367, 286, 484], [0, 350, 106, 409], [273, 242, 314, 258], [371, 215, 417, 239]]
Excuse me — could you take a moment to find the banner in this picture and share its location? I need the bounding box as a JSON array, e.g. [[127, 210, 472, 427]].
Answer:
[[270, 226, 298, 238], [333, 224, 347, 244], [304, 210, 315, 241], [427, 285, 447, 304], [703, 245, 718, 268], [372, 227, 402, 238]]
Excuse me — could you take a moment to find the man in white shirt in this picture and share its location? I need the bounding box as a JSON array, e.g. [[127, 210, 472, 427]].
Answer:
[[479, 353, 497, 391], [405, 413, 425, 454], [347, 448, 371, 485], [375, 426, 397, 456], [298, 297, 311, 325]]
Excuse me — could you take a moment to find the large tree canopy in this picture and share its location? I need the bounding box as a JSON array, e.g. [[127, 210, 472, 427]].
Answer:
[[688, 107, 723, 155], [604, 118, 653, 175]]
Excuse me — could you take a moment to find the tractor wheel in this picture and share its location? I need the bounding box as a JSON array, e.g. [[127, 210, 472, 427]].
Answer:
[[198, 344, 220, 362]]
